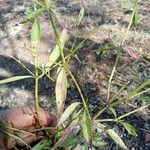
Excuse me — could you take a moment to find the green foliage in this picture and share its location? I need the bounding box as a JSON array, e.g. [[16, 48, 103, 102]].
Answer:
[[58, 102, 81, 126], [24, 7, 34, 16], [143, 54, 150, 62], [109, 107, 117, 118], [92, 136, 107, 148], [96, 44, 112, 54], [81, 109, 92, 145], [80, 144, 89, 150], [126, 79, 150, 99], [106, 128, 128, 150], [136, 95, 150, 104], [31, 18, 41, 47], [0, 76, 33, 84], [120, 122, 137, 137], [45, 29, 68, 71], [76, 6, 85, 27], [111, 79, 150, 106], [31, 140, 50, 150], [21, 8, 45, 23], [58, 137, 78, 148], [121, 0, 135, 11], [0, 0, 149, 149], [121, 0, 139, 27], [131, 5, 139, 27]]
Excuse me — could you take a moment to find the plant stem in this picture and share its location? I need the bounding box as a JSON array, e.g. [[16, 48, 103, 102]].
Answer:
[[106, 48, 120, 102], [96, 105, 149, 123], [111, 79, 150, 107], [95, 8, 136, 120], [11, 56, 35, 76], [1, 124, 35, 136], [47, 5, 90, 117], [48, 8, 66, 65], [129, 88, 150, 98], [92, 107, 107, 120], [109, 82, 129, 103], [106, 7, 135, 103], [121, 8, 135, 46], [115, 104, 149, 121], [35, 58, 39, 112], [66, 67, 90, 117], [96, 119, 114, 122]]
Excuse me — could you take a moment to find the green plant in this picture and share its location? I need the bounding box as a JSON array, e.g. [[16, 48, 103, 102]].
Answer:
[[0, 0, 149, 150]]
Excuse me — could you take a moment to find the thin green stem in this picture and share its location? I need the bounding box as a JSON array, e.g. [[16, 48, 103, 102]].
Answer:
[[35, 58, 39, 112], [96, 105, 149, 123], [32, 127, 55, 132], [121, 8, 135, 46], [106, 7, 136, 103], [115, 104, 149, 121], [111, 79, 150, 107], [44, 37, 87, 73], [106, 48, 120, 102], [129, 88, 150, 99], [96, 119, 114, 122], [109, 82, 129, 103], [92, 107, 107, 121], [95, 8, 136, 120], [66, 66, 90, 117], [32, 0, 45, 7], [48, 8, 66, 65], [0, 124, 35, 136], [46, 3, 90, 117], [11, 56, 35, 76], [126, 79, 150, 99]]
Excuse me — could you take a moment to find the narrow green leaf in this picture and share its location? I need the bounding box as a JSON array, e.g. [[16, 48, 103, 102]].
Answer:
[[96, 44, 112, 54], [45, 0, 51, 10], [77, 7, 84, 27], [58, 137, 78, 148], [0, 76, 33, 84], [21, 8, 45, 23], [116, 105, 149, 121], [106, 128, 128, 150], [58, 102, 81, 126], [109, 107, 117, 118], [92, 136, 107, 148], [127, 79, 150, 99], [24, 7, 33, 16], [31, 19, 41, 47], [143, 54, 150, 62], [81, 144, 89, 150], [136, 96, 150, 104], [55, 67, 68, 118], [32, 139, 50, 150], [72, 108, 83, 120], [131, 7, 139, 27], [82, 109, 92, 145], [120, 122, 137, 137], [45, 29, 68, 71], [111, 79, 150, 106], [121, 1, 134, 11]]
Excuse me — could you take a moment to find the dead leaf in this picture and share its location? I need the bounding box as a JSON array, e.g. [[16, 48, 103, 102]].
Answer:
[[55, 67, 67, 118], [123, 47, 140, 60]]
